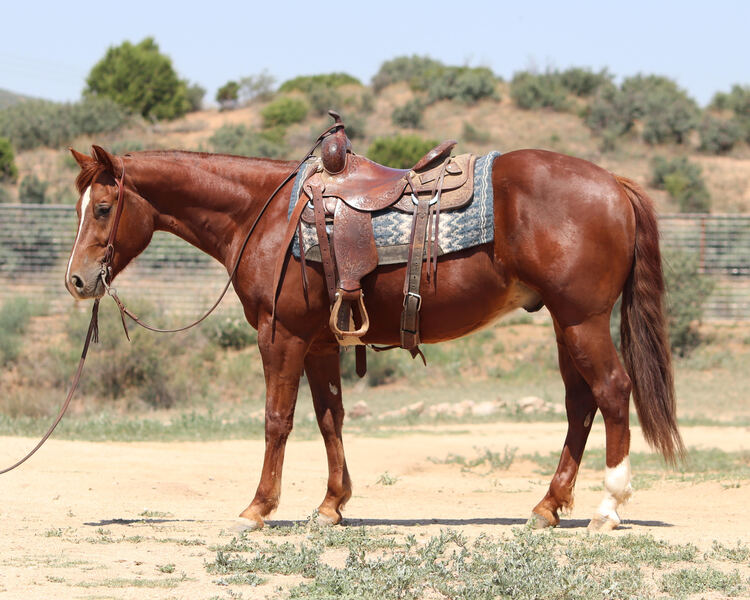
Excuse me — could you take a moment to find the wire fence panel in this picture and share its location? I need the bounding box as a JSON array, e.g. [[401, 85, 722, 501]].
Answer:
[[1, 206, 749, 320]]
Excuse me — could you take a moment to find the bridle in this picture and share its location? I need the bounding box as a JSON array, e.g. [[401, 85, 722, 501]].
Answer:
[[0, 123, 341, 474]]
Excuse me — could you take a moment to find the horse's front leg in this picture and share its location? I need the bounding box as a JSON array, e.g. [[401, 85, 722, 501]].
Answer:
[[239, 318, 309, 529], [304, 343, 352, 525]]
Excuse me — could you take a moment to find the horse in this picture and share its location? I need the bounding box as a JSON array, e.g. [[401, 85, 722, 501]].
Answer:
[[64, 142, 684, 531]]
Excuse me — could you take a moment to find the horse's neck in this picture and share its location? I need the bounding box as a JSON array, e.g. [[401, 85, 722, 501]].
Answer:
[[130, 153, 291, 265]]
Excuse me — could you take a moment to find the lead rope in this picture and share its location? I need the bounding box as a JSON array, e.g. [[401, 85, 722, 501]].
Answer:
[[0, 124, 339, 475]]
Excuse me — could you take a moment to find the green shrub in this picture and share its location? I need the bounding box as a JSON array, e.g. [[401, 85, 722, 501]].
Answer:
[[0, 137, 18, 183], [558, 67, 612, 96], [0, 97, 130, 151], [584, 82, 633, 145], [622, 75, 699, 145], [279, 73, 360, 93], [372, 55, 444, 92], [85, 37, 190, 120], [216, 80, 240, 109], [663, 249, 714, 356], [185, 82, 205, 112], [650, 156, 710, 213], [462, 121, 490, 144], [341, 113, 366, 140], [367, 134, 439, 169], [391, 98, 425, 129], [0, 297, 35, 365], [209, 124, 286, 158], [698, 115, 740, 154], [109, 139, 146, 155], [260, 97, 308, 128], [18, 175, 48, 204], [305, 83, 342, 116], [239, 70, 276, 103], [426, 66, 498, 104], [709, 84, 750, 116], [205, 315, 257, 350], [510, 71, 568, 111]]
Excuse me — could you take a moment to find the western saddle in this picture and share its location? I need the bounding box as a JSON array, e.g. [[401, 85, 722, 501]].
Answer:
[[275, 111, 476, 374]]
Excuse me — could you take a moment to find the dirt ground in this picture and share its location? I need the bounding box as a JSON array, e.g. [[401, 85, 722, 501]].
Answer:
[[1, 422, 749, 599]]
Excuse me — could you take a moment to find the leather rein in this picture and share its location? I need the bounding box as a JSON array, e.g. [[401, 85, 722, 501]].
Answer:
[[0, 125, 338, 475]]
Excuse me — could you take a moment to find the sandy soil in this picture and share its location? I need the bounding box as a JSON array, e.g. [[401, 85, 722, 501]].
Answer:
[[1, 422, 749, 599]]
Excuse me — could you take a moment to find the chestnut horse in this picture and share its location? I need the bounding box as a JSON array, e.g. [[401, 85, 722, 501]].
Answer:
[[65, 144, 683, 531]]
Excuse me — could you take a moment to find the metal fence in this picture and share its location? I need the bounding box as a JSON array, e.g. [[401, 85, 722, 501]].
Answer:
[[1, 205, 749, 320]]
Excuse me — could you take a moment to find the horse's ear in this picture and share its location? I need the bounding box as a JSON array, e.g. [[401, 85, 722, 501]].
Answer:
[[90, 145, 121, 178], [69, 147, 93, 169]]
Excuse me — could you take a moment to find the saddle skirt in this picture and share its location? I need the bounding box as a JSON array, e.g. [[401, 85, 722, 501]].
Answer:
[[289, 151, 500, 265]]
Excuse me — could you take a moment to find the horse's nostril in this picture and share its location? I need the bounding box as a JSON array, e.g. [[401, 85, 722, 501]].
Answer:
[[71, 274, 84, 290]]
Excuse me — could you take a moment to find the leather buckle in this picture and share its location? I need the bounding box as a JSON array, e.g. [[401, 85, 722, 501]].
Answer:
[[403, 291, 422, 311]]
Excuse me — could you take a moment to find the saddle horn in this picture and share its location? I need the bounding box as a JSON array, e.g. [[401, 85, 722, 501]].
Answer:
[[321, 110, 351, 175]]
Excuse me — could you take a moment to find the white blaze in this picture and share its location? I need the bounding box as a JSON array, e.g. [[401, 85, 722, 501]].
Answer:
[[66, 187, 91, 282], [596, 456, 633, 524]]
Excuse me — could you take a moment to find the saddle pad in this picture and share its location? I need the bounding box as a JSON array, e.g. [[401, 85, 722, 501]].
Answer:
[[288, 151, 500, 265]]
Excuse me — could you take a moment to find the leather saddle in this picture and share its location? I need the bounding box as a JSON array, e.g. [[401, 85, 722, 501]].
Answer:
[[274, 111, 476, 367]]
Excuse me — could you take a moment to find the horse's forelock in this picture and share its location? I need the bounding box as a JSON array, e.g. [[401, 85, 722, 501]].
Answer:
[[75, 162, 104, 196]]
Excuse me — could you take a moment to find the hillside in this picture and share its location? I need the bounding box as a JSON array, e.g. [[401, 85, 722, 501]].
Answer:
[[5, 80, 750, 213], [0, 88, 32, 109]]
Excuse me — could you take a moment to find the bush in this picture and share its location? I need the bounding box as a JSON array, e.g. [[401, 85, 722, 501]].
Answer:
[[0, 297, 35, 366], [0, 97, 130, 151], [709, 84, 750, 116], [650, 156, 710, 213], [391, 98, 425, 129], [663, 249, 715, 356], [558, 67, 612, 96], [205, 315, 257, 349], [85, 37, 190, 120], [698, 115, 741, 154], [341, 113, 366, 140], [462, 121, 490, 144], [185, 82, 206, 112], [0, 137, 18, 183], [279, 72, 360, 93], [216, 80, 240, 109], [209, 124, 286, 158], [239, 70, 276, 103], [372, 56, 444, 93], [18, 175, 48, 204], [622, 75, 700, 145], [586, 75, 699, 146], [305, 83, 342, 116], [367, 135, 439, 169], [261, 97, 308, 128], [510, 71, 568, 111], [426, 66, 498, 104]]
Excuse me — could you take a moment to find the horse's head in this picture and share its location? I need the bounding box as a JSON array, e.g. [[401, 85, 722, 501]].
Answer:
[[65, 146, 155, 299]]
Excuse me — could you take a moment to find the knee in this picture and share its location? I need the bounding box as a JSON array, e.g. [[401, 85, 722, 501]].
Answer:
[[265, 410, 294, 439], [593, 370, 632, 421]]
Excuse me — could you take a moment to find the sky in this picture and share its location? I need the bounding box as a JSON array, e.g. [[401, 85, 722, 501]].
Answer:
[[2, 1, 748, 107]]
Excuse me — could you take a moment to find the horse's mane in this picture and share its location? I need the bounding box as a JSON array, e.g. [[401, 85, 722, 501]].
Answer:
[[74, 149, 294, 195]]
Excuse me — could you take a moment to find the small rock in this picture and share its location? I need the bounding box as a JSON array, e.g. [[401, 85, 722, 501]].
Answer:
[[518, 396, 545, 414], [349, 400, 371, 420], [471, 401, 498, 417]]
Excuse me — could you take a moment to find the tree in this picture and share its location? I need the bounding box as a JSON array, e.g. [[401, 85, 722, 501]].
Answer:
[[0, 137, 18, 183], [84, 37, 190, 120], [216, 81, 240, 110]]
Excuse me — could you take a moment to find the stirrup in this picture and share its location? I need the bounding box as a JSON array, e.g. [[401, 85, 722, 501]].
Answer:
[[329, 291, 370, 346]]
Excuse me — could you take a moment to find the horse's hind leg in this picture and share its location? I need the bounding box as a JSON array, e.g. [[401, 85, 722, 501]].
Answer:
[[529, 321, 598, 528], [546, 313, 634, 531], [304, 345, 352, 525], [239, 320, 308, 529]]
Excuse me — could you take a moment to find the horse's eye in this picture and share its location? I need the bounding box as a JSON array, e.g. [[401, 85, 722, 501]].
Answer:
[[95, 204, 111, 218]]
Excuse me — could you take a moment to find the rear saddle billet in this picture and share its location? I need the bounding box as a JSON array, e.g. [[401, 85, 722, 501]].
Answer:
[[275, 111, 476, 363]]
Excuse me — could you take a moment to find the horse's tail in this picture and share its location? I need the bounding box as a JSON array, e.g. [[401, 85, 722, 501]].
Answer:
[[615, 175, 685, 465]]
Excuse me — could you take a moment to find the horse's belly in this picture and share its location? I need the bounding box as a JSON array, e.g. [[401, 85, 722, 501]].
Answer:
[[360, 248, 540, 345]]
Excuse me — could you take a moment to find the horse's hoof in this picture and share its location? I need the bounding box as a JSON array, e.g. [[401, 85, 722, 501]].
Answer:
[[587, 514, 619, 532], [317, 507, 342, 526], [238, 507, 264, 531], [527, 512, 556, 529]]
